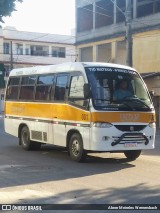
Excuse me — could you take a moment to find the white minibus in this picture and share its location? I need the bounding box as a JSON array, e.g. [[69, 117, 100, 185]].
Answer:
[[4, 62, 156, 162]]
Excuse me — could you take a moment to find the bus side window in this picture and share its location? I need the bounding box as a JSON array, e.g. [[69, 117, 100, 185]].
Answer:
[[19, 76, 36, 100], [54, 74, 68, 101], [68, 75, 87, 107], [35, 74, 54, 101], [6, 77, 20, 100]]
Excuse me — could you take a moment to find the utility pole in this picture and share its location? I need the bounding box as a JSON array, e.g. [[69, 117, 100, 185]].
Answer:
[[126, 0, 132, 67], [10, 41, 13, 70]]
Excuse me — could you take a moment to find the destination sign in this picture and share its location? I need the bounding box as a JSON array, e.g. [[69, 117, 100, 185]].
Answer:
[[86, 67, 136, 75]]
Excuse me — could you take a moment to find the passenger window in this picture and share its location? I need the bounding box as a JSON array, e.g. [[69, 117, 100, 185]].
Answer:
[[9, 77, 20, 86], [69, 75, 87, 107], [35, 74, 54, 101], [6, 77, 20, 100], [19, 86, 35, 100], [21, 76, 36, 85], [19, 76, 36, 100], [54, 75, 68, 101]]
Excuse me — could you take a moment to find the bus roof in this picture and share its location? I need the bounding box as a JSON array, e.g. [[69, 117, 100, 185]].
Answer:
[[9, 62, 136, 77]]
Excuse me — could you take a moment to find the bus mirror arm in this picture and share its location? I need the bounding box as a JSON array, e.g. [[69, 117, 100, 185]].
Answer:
[[149, 90, 154, 100], [83, 83, 91, 99]]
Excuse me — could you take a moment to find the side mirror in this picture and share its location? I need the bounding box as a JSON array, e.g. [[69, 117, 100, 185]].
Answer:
[[83, 83, 91, 99]]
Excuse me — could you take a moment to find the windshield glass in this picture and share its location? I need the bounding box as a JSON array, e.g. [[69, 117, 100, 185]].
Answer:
[[85, 66, 153, 111]]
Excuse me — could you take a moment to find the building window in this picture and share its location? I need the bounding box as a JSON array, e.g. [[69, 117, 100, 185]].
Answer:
[[52, 47, 66, 58], [116, 0, 126, 23], [95, 0, 114, 28], [30, 45, 49, 56], [3, 43, 10, 54], [16, 43, 23, 55], [137, 0, 160, 18], [77, 4, 93, 32], [25, 48, 30, 55], [25, 44, 30, 55]]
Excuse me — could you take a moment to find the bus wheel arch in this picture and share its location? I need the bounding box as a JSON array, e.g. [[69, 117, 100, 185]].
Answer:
[[67, 130, 87, 162], [19, 124, 41, 150]]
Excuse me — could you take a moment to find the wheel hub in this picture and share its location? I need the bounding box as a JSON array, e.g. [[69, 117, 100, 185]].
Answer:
[[72, 140, 80, 156]]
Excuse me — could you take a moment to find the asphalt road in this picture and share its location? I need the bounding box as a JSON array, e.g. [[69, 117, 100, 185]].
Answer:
[[0, 116, 159, 213]]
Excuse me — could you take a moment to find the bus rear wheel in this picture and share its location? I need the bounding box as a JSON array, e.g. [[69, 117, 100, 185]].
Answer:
[[20, 126, 41, 150], [124, 150, 141, 160], [69, 133, 87, 162]]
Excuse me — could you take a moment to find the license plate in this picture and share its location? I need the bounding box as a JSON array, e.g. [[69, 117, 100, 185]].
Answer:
[[124, 142, 137, 148]]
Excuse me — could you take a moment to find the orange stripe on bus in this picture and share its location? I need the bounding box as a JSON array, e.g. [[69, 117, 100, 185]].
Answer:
[[5, 102, 155, 123], [91, 111, 156, 123]]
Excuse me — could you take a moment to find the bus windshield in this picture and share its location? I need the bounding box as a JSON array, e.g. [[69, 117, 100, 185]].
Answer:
[[85, 67, 153, 111]]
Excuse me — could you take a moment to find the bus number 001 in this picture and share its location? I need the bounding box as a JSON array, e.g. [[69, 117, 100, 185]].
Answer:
[[82, 114, 88, 120]]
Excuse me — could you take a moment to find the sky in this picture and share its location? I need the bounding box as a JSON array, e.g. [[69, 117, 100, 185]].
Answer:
[[2, 0, 75, 35]]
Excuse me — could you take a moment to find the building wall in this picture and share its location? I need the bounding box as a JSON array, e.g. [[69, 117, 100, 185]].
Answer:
[[77, 36, 125, 64], [76, 0, 160, 73], [0, 28, 76, 113], [144, 76, 160, 96], [97, 43, 111, 62], [0, 28, 76, 74], [133, 30, 160, 73], [77, 28, 160, 74]]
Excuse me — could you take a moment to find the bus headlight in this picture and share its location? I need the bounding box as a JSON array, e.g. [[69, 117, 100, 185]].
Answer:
[[93, 122, 113, 128], [148, 122, 156, 128]]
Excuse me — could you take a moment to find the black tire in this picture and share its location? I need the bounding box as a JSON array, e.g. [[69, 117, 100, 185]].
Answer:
[[69, 133, 87, 162], [20, 126, 41, 151], [124, 150, 141, 160]]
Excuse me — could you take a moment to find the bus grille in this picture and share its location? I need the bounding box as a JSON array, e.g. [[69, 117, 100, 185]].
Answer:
[[43, 132, 47, 142], [114, 125, 146, 132], [31, 131, 42, 141]]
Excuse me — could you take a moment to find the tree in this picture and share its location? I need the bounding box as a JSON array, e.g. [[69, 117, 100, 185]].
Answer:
[[0, 0, 23, 24]]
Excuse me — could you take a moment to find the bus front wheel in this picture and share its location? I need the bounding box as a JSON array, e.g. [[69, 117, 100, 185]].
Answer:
[[69, 133, 87, 162], [20, 126, 41, 150], [124, 150, 141, 160]]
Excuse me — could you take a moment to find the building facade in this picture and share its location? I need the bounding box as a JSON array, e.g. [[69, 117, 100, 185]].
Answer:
[[0, 27, 76, 112], [76, 0, 160, 126]]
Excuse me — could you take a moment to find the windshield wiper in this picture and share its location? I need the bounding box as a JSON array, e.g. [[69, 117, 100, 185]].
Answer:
[[94, 98, 110, 101], [123, 96, 150, 109], [121, 102, 134, 110], [94, 99, 134, 110]]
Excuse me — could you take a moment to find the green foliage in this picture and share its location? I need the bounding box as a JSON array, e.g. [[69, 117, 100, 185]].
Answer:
[[0, 63, 5, 88], [0, 0, 23, 23]]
